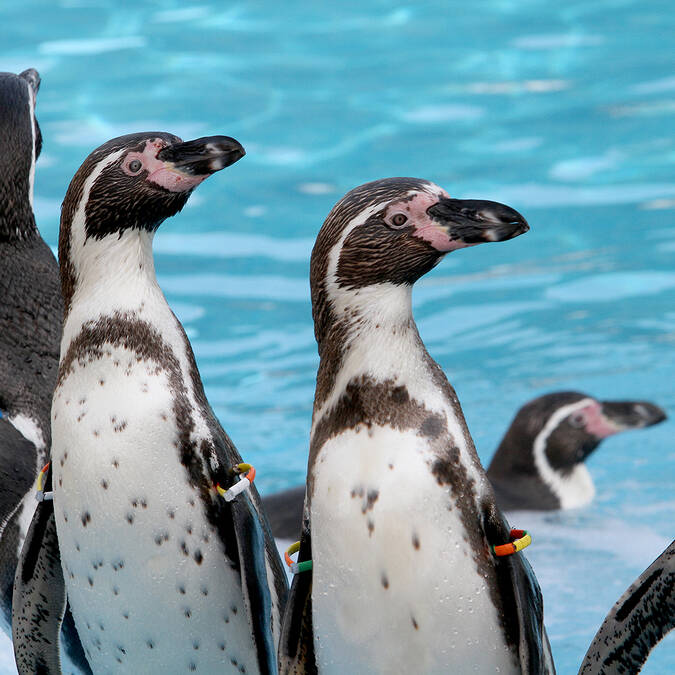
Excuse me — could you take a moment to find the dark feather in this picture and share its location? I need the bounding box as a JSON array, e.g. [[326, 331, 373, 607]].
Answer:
[[278, 530, 316, 674], [482, 501, 556, 674], [12, 469, 66, 675], [579, 540, 675, 674], [0, 419, 36, 543]]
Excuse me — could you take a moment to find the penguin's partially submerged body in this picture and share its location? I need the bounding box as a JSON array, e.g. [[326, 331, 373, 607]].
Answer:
[[486, 392, 666, 511], [12, 132, 287, 674], [279, 178, 554, 674]]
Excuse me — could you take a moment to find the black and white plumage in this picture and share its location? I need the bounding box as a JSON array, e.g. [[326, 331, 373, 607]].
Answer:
[[264, 393, 666, 539], [578, 539, 675, 674], [487, 392, 666, 511], [0, 69, 55, 610], [12, 132, 287, 674], [0, 65, 59, 628], [0, 68, 91, 675], [278, 177, 554, 674]]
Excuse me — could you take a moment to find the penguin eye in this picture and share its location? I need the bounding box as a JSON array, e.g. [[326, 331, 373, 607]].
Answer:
[[390, 213, 408, 229], [127, 159, 143, 174], [569, 412, 586, 428]]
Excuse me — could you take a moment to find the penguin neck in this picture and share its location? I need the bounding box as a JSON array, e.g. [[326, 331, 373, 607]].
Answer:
[[0, 84, 38, 242], [310, 278, 489, 509], [531, 402, 598, 509], [313, 282, 424, 418], [62, 227, 165, 338]]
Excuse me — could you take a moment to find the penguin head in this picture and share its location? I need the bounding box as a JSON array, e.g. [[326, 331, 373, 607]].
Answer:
[[312, 177, 527, 289], [310, 177, 527, 340], [0, 68, 42, 239], [58, 132, 244, 312], [61, 132, 244, 242], [520, 392, 667, 473]]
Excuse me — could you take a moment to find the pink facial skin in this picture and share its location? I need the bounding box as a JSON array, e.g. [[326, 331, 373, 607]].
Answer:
[[572, 401, 621, 438], [383, 189, 472, 252], [121, 139, 208, 193]]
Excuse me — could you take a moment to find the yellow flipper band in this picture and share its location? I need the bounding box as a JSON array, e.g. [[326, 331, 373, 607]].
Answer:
[[215, 463, 256, 501], [284, 541, 312, 574], [35, 462, 53, 502], [493, 529, 531, 557]]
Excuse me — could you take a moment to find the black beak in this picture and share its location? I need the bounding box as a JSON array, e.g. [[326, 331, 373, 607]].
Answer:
[[427, 198, 529, 244], [600, 400, 667, 430], [156, 135, 245, 176]]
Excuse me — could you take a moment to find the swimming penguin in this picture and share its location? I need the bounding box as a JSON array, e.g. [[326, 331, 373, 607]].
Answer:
[[278, 177, 555, 674], [12, 132, 287, 674], [486, 392, 666, 511], [263, 392, 666, 539], [579, 539, 674, 674]]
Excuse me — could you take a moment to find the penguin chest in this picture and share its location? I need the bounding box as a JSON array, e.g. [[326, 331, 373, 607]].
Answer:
[[310, 425, 519, 675], [52, 347, 257, 674]]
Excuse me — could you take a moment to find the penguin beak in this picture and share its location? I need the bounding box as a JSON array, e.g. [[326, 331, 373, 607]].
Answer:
[[599, 401, 667, 431], [426, 198, 529, 244], [156, 135, 245, 176]]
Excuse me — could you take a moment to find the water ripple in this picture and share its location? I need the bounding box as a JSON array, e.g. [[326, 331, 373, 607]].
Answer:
[[546, 271, 675, 303], [39, 36, 146, 55], [155, 232, 313, 262], [492, 183, 675, 207], [159, 274, 308, 301]]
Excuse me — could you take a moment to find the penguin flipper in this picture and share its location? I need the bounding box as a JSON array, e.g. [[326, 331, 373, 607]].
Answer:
[[578, 539, 675, 674], [0, 417, 37, 539], [229, 494, 279, 675], [12, 480, 67, 675], [482, 502, 556, 674], [507, 551, 556, 674], [278, 530, 317, 674], [206, 425, 287, 674]]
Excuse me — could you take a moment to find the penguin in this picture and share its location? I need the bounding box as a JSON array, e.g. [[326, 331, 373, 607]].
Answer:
[[0, 68, 93, 675], [278, 177, 555, 674], [12, 132, 287, 674], [263, 393, 666, 539], [0, 68, 58, 627], [486, 392, 666, 511], [579, 539, 674, 674]]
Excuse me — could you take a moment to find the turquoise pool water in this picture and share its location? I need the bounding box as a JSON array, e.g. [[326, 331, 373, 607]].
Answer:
[[1, 1, 673, 672]]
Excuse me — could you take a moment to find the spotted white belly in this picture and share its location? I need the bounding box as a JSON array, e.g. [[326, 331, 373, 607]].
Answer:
[[52, 346, 256, 674], [310, 425, 518, 675]]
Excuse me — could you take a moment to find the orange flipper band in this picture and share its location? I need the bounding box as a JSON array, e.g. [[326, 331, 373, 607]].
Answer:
[[285, 541, 312, 574], [493, 529, 531, 557], [216, 463, 256, 502]]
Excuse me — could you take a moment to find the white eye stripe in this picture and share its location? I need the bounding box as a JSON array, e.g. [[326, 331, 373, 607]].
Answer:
[[532, 398, 596, 508], [27, 80, 36, 211], [67, 149, 127, 280]]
